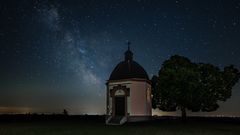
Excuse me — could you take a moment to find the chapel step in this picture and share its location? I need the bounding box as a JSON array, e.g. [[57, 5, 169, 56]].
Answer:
[[107, 116, 126, 125]]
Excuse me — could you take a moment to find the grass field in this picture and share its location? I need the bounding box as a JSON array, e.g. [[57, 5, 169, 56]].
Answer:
[[0, 120, 240, 135]]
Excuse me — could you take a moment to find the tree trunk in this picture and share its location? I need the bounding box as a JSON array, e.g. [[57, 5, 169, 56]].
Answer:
[[181, 107, 186, 122]]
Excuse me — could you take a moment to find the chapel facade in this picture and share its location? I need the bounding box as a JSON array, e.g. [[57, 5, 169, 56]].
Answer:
[[106, 45, 152, 125]]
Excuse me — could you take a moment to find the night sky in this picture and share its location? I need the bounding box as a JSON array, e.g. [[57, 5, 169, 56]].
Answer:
[[0, 0, 240, 116]]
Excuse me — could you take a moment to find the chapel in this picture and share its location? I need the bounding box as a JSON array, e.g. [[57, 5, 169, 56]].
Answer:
[[106, 43, 152, 125]]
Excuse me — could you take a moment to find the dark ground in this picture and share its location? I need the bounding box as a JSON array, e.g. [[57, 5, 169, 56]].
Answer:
[[0, 115, 240, 135]]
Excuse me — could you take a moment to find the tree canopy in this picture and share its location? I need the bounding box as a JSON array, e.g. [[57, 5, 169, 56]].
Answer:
[[152, 55, 240, 120]]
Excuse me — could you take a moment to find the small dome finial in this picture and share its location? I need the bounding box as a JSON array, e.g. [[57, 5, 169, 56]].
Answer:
[[125, 41, 133, 61], [127, 41, 131, 51]]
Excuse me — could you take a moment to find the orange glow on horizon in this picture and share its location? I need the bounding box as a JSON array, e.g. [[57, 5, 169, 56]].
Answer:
[[0, 107, 32, 114]]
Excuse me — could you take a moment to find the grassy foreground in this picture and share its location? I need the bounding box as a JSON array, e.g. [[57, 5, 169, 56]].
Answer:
[[0, 120, 240, 135]]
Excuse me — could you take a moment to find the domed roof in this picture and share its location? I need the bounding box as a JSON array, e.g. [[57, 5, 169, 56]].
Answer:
[[109, 45, 149, 81]]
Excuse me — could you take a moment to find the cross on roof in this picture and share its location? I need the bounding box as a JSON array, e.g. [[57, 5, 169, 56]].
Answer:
[[127, 41, 131, 50]]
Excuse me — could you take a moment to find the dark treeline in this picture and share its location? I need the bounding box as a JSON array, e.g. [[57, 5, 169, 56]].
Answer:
[[0, 114, 105, 123]]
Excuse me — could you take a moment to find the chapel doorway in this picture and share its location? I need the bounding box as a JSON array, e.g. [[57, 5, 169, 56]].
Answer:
[[115, 96, 125, 116]]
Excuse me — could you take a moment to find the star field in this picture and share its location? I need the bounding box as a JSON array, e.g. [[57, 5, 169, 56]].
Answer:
[[0, 0, 240, 115]]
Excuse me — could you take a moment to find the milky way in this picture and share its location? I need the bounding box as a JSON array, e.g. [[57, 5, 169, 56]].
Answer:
[[0, 0, 240, 116]]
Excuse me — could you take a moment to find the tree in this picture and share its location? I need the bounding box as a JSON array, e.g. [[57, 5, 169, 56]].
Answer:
[[63, 109, 69, 116], [152, 55, 240, 121]]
